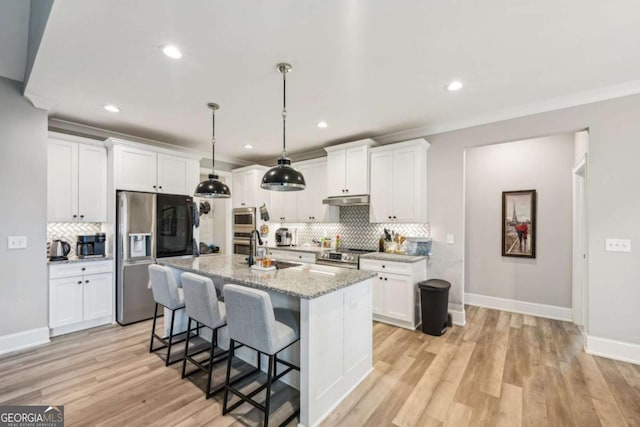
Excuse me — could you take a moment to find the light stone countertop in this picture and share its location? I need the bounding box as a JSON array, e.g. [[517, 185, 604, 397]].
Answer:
[[359, 252, 427, 263], [266, 245, 328, 254], [48, 256, 113, 265], [158, 254, 376, 299]]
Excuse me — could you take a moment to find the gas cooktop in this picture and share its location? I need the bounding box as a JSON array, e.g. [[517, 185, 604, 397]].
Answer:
[[317, 248, 376, 268]]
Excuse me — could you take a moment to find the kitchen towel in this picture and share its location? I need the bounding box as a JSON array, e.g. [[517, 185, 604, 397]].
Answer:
[[193, 201, 200, 228]]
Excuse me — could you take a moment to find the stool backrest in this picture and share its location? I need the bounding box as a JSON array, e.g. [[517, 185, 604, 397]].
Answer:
[[223, 284, 278, 355], [148, 264, 182, 309], [181, 272, 225, 329]]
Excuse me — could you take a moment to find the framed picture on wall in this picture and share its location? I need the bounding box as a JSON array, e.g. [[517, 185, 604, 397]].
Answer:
[[502, 190, 537, 258]]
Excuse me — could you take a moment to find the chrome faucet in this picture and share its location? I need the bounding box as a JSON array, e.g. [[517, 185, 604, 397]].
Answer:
[[248, 229, 263, 266]]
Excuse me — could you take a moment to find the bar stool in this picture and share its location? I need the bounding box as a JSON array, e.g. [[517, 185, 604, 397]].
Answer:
[[148, 264, 188, 366], [222, 284, 300, 427], [180, 272, 229, 398]]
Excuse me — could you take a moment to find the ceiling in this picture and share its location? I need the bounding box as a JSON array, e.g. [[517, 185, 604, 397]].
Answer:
[[24, 0, 640, 163], [0, 0, 29, 82]]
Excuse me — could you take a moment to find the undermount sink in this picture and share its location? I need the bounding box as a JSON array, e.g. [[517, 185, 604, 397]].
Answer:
[[273, 260, 301, 270]]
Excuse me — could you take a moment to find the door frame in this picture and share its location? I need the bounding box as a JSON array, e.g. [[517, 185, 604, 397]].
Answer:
[[572, 154, 588, 332]]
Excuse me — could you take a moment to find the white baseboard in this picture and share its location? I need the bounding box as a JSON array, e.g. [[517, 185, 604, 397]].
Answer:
[[449, 308, 466, 326], [586, 335, 640, 366], [464, 293, 572, 321], [0, 327, 50, 355]]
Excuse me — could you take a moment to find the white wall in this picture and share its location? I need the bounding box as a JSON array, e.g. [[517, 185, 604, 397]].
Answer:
[[0, 77, 48, 338], [426, 93, 640, 350], [465, 134, 574, 307]]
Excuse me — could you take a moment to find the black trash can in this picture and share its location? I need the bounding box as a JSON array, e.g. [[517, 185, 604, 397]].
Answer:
[[418, 279, 451, 336]]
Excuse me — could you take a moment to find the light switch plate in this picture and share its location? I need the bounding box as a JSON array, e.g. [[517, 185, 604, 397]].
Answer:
[[8, 236, 27, 249], [605, 238, 631, 252], [446, 234, 455, 244]]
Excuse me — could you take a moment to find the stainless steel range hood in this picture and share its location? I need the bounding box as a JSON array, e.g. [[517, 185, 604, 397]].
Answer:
[[322, 195, 370, 206]]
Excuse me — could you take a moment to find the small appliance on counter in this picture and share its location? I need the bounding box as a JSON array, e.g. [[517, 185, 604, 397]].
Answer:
[[76, 233, 107, 258], [275, 228, 292, 246], [49, 239, 71, 261]]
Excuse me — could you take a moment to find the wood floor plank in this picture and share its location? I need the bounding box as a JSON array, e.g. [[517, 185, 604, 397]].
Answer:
[[442, 402, 472, 427], [496, 383, 522, 427], [594, 356, 640, 426], [592, 397, 630, 427]]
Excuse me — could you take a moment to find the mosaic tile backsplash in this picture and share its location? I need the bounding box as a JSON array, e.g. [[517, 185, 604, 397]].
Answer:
[[47, 222, 103, 257], [272, 205, 430, 250]]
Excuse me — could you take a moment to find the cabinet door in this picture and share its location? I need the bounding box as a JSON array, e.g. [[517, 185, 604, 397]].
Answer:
[[78, 144, 107, 222], [48, 139, 78, 222], [282, 192, 298, 222], [296, 164, 314, 221], [372, 275, 384, 315], [312, 162, 338, 222], [369, 150, 393, 223], [392, 146, 421, 222], [157, 154, 195, 195], [50, 277, 84, 327], [382, 273, 413, 322], [83, 273, 113, 320], [345, 146, 369, 195], [326, 150, 346, 197], [115, 146, 157, 192], [232, 172, 246, 208], [269, 191, 284, 221]]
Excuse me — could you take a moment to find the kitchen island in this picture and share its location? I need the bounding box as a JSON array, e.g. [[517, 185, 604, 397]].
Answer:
[[158, 254, 376, 427]]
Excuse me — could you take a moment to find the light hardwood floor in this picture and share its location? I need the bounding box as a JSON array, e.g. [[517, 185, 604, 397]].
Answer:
[[1, 306, 639, 426]]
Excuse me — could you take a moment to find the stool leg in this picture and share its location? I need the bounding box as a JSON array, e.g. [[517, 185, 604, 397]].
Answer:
[[222, 339, 235, 415], [264, 355, 274, 427], [166, 308, 176, 366], [181, 317, 192, 379], [149, 302, 159, 352], [205, 331, 216, 398]]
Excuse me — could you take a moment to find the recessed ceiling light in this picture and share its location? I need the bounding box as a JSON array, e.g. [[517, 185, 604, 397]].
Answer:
[[317, 121, 328, 128], [446, 80, 463, 91], [244, 144, 253, 149], [162, 45, 182, 59], [104, 104, 120, 113]]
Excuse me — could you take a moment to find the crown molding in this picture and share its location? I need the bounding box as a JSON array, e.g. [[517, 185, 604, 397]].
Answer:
[[375, 79, 640, 144]]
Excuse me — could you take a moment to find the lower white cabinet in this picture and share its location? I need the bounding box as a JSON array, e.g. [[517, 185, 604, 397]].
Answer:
[[49, 261, 113, 336], [268, 248, 317, 264], [360, 257, 426, 329]]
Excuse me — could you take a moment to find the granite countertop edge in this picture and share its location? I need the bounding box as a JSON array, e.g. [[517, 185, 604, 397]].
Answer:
[[48, 256, 114, 265], [359, 252, 428, 263]]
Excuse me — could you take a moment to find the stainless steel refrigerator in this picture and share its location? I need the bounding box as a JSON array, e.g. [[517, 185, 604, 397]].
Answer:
[[116, 191, 193, 325]]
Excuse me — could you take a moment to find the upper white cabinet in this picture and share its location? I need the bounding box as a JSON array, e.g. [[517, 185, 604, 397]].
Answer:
[[369, 138, 429, 223], [111, 141, 199, 195], [232, 165, 270, 209], [269, 190, 298, 222], [325, 139, 376, 197], [295, 159, 338, 222], [48, 135, 107, 222]]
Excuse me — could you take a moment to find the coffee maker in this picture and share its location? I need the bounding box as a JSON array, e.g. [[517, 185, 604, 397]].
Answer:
[[76, 233, 107, 258], [275, 228, 292, 246]]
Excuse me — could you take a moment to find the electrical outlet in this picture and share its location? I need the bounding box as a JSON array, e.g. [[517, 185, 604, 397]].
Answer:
[[446, 234, 455, 245], [605, 238, 631, 252], [7, 236, 27, 249]]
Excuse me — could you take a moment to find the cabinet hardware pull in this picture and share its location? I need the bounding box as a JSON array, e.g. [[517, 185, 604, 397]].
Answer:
[[159, 186, 163, 189], [73, 214, 77, 218], [81, 267, 86, 271], [153, 185, 156, 189], [393, 216, 396, 219], [80, 214, 84, 219], [388, 216, 391, 219], [384, 277, 388, 281], [382, 265, 385, 268], [77, 281, 82, 284], [379, 277, 382, 280], [85, 280, 89, 283]]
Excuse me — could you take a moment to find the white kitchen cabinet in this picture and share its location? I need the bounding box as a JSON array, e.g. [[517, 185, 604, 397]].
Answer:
[[232, 165, 269, 209], [295, 159, 338, 222], [49, 260, 114, 336], [269, 190, 298, 222], [48, 136, 107, 222], [268, 248, 317, 264], [112, 142, 199, 195], [325, 139, 376, 197], [369, 138, 429, 223], [359, 257, 426, 330]]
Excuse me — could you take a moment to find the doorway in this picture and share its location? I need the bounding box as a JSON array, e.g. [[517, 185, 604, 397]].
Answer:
[[572, 154, 588, 330]]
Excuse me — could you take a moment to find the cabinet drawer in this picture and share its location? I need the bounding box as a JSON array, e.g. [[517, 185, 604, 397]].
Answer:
[[359, 259, 412, 275], [50, 260, 113, 279], [289, 251, 316, 264]]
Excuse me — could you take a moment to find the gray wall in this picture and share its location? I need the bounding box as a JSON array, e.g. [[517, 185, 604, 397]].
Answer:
[[464, 134, 574, 307], [426, 93, 640, 345], [0, 76, 48, 336]]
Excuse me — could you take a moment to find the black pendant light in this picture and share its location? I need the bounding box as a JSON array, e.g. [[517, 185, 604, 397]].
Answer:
[[195, 103, 231, 198], [261, 63, 306, 191]]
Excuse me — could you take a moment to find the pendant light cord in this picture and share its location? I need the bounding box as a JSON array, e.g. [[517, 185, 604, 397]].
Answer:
[[211, 106, 216, 174], [281, 69, 287, 158]]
